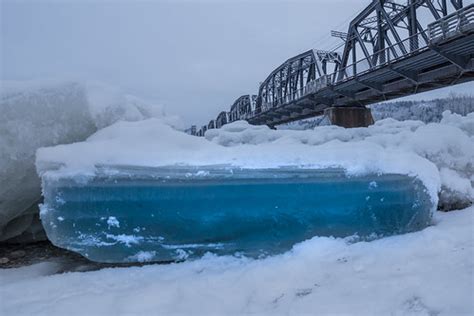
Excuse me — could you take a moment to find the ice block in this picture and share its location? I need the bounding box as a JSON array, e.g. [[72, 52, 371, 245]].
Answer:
[[40, 166, 433, 263]]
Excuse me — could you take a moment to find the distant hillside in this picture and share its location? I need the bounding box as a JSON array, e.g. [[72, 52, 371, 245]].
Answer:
[[371, 94, 474, 122]]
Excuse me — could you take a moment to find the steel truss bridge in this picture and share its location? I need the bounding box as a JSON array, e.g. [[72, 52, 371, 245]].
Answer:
[[191, 0, 474, 135]]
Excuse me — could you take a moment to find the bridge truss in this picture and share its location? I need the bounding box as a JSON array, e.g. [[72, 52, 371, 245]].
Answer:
[[192, 0, 474, 135]]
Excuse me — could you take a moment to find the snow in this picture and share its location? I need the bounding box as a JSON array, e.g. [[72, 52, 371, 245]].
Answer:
[[441, 110, 474, 137], [37, 118, 441, 209], [105, 234, 143, 247], [1, 206, 472, 315], [37, 111, 474, 211], [0, 80, 182, 241], [126, 251, 157, 263], [205, 113, 474, 209], [106, 216, 120, 229]]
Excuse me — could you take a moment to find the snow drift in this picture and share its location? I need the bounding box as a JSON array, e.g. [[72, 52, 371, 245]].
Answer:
[[36, 120, 440, 209], [36, 111, 473, 212], [0, 80, 181, 242], [206, 111, 474, 210]]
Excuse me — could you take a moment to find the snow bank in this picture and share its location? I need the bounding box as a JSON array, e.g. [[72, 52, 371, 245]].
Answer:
[[37, 111, 473, 210], [206, 112, 473, 209], [36, 122, 438, 213], [0, 80, 181, 242], [1, 206, 472, 315], [440, 110, 474, 137]]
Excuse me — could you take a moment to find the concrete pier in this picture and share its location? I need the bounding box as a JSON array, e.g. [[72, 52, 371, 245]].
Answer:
[[324, 106, 374, 128]]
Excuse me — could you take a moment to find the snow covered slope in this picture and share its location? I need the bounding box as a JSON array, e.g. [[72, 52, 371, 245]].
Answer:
[[0, 80, 181, 242], [1, 206, 472, 315]]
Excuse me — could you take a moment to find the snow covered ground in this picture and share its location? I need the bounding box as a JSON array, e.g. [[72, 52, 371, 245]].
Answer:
[[1, 206, 472, 315]]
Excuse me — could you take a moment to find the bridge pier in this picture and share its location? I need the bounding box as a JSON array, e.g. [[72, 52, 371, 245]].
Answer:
[[324, 106, 374, 128]]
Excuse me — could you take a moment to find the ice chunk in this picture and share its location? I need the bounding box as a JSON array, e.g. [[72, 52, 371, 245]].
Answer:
[[40, 166, 433, 263], [0, 80, 182, 241]]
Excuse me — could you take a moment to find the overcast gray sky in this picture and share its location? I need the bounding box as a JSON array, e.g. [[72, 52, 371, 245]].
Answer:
[[2, 0, 473, 125]]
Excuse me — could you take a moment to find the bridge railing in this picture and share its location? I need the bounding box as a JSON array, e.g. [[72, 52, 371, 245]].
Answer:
[[428, 4, 474, 43]]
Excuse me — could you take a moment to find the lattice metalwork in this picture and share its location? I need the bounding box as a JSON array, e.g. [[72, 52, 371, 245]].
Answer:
[[256, 50, 342, 113], [189, 0, 474, 132], [337, 0, 467, 81], [216, 111, 230, 128], [229, 95, 257, 121]]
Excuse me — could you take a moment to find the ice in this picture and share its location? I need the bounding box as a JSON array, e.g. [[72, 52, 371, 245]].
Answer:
[[0, 80, 182, 241], [40, 166, 433, 263]]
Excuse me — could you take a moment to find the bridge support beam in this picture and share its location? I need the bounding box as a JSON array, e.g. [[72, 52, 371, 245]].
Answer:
[[324, 106, 374, 128]]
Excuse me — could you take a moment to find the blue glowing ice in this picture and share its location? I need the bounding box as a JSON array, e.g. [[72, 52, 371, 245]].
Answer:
[[40, 166, 433, 263]]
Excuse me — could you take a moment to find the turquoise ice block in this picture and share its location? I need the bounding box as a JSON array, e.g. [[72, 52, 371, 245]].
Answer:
[[40, 166, 433, 263]]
